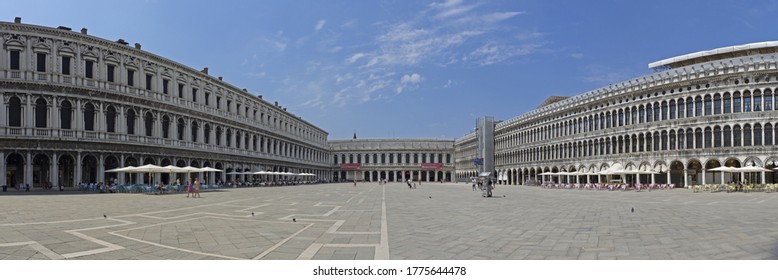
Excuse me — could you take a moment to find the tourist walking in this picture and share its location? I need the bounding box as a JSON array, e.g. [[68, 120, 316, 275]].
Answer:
[[186, 178, 193, 198], [194, 178, 201, 198]]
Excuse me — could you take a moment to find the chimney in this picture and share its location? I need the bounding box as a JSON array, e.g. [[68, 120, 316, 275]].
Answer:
[[257, 95, 262, 99], [242, 88, 247, 92], [57, 26, 72, 31], [134, 43, 141, 50], [80, 28, 87, 35], [274, 101, 278, 106], [201, 67, 208, 74], [218, 76, 223, 81], [14, 17, 21, 24], [116, 39, 128, 45]]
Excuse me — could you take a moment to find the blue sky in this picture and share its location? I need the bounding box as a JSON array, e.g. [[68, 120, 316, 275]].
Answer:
[[4, 0, 778, 140]]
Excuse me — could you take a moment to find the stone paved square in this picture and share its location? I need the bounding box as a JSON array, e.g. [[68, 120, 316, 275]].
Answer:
[[1, 183, 777, 260]]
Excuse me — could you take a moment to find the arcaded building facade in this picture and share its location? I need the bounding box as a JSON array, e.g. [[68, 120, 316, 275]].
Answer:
[[0, 19, 331, 189], [329, 139, 454, 183], [477, 42, 778, 187]]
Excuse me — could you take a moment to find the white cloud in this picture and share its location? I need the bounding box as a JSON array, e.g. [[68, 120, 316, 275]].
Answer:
[[396, 73, 424, 94], [468, 42, 542, 65], [287, 1, 545, 109], [429, 0, 478, 19], [315, 20, 326, 31], [346, 53, 366, 64], [480, 11, 524, 23], [401, 73, 424, 84]]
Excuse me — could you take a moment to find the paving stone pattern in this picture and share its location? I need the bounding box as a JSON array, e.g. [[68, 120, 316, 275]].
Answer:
[[0, 183, 776, 259]]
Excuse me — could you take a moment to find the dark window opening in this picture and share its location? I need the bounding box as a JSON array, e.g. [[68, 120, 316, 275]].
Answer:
[[162, 79, 169, 94], [36, 53, 46, 72], [10, 50, 20, 70], [106, 107, 116, 133], [107, 65, 115, 82], [85, 60, 94, 79], [9, 97, 22, 127], [84, 104, 95, 131], [127, 69, 135, 86], [146, 74, 153, 90], [60, 101, 72, 129], [35, 98, 47, 128], [61, 56, 71, 75]]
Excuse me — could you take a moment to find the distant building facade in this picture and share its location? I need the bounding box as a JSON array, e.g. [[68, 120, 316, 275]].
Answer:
[[329, 139, 454, 182]]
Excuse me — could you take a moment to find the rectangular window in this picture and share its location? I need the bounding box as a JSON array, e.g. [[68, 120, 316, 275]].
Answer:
[[145, 74, 153, 90], [36, 53, 46, 72], [205, 92, 210, 106], [743, 96, 751, 112], [754, 96, 761, 111], [107, 65, 115, 82], [178, 83, 185, 98], [10, 50, 20, 70], [127, 69, 135, 86], [216, 96, 221, 109], [61, 56, 71, 75], [227, 100, 232, 113], [85, 61, 94, 79], [162, 79, 169, 94], [192, 88, 198, 102]]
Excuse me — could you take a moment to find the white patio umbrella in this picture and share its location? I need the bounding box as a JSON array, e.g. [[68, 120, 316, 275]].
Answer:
[[159, 165, 188, 185], [199, 167, 222, 184], [128, 164, 164, 185], [105, 166, 137, 172], [105, 166, 138, 184], [709, 166, 735, 184], [736, 166, 771, 184], [177, 166, 203, 185]]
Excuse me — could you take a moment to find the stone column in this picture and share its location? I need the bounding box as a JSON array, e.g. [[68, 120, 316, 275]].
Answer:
[[0, 152, 5, 187], [98, 154, 105, 185], [26, 152, 33, 189], [683, 169, 688, 188], [50, 96, 59, 131], [26, 93, 33, 134], [51, 153, 58, 188], [702, 170, 706, 185], [119, 154, 125, 185], [76, 151, 82, 185]]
